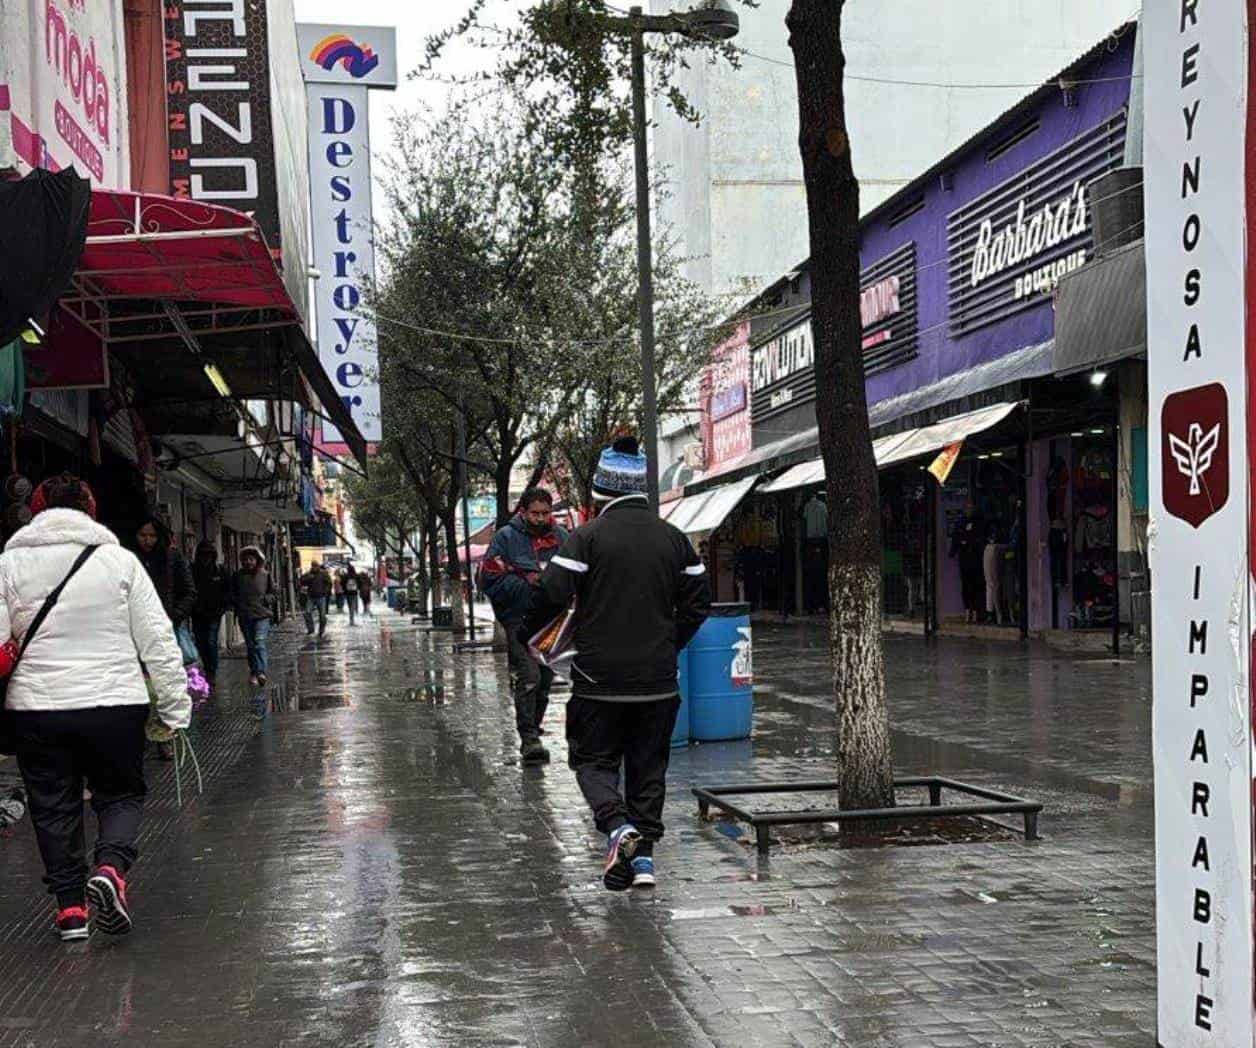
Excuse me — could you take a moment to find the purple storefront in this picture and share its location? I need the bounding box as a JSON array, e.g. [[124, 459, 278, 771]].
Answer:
[[679, 24, 1146, 646]]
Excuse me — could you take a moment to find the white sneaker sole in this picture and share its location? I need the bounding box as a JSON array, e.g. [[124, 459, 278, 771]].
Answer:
[[57, 925, 89, 942], [632, 873, 656, 888], [86, 875, 132, 936]]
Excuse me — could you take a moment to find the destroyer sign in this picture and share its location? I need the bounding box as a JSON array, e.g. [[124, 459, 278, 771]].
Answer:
[[299, 23, 395, 446], [1145, 1, 1254, 1044]]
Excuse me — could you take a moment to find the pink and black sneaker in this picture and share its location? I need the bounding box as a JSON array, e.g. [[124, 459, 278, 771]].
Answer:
[[86, 866, 132, 935], [54, 905, 89, 942], [603, 824, 641, 892]]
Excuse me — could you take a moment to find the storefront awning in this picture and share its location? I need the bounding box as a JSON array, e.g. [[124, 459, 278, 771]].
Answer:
[[874, 401, 1020, 468], [54, 189, 368, 467], [1053, 238, 1146, 376], [666, 476, 758, 536], [758, 402, 1022, 494], [761, 458, 824, 494]]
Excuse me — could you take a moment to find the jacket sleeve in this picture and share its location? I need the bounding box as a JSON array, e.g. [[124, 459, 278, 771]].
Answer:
[[481, 527, 531, 612], [170, 553, 197, 624], [520, 529, 586, 641], [127, 556, 191, 730], [675, 538, 711, 652]]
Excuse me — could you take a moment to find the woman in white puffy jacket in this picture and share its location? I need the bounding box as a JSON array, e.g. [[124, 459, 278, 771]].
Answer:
[[0, 475, 190, 941]]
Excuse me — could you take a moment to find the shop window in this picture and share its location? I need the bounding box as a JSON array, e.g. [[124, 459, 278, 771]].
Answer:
[[1070, 434, 1117, 629]]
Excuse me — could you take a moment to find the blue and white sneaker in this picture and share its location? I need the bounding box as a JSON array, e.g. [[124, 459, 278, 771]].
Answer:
[[631, 856, 656, 889], [603, 824, 641, 892]]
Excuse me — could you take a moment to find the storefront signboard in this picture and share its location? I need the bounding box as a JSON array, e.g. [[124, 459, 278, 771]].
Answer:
[[1144, 2, 1254, 1043], [299, 23, 394, 447], [947, 113, 1126, 337], [0, 0, 130, 187], [859, 241, 917, 373], [752, 244, 919, 428], [164, 0, 282, 259], [705, 321, 751, 468]]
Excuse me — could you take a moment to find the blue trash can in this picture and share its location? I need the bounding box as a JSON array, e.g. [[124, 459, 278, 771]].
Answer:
[[689, 603, 753, 742], [671, 647, 691, 748]]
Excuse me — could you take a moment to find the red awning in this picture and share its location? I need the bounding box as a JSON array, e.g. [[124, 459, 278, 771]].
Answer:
[[54, 189, 368, 466], [78, 189, 294, 313]]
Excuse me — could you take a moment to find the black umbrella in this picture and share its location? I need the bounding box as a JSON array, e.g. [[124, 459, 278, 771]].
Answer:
[[0, 167, 92, 346]]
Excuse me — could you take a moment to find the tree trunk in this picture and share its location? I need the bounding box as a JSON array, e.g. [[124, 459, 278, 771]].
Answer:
[[441, 505, 466, 630], [496, 454, 514, 529], [787, 0, 894, 813], [425, 511, 441, 613]]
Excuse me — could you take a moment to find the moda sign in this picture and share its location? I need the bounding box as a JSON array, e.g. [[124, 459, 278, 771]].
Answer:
[[1145, 2, 1255, 1044], [0, 0, 130, 186], [948, 114, 1126, 336]]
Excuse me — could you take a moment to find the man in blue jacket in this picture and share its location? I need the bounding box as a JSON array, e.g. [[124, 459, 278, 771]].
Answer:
[[480, 488, 568, 765]]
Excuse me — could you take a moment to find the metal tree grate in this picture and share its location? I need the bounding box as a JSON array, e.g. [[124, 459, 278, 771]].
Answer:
[[693, 776, 1042, 856]]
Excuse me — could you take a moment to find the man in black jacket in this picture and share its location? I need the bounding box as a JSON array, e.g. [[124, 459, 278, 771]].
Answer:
[[523, 436, 710, 892]]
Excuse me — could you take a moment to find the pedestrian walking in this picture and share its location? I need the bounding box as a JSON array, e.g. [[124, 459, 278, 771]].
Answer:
[[334, 570, 346, 613], [358, 570, 373, 616], [190, 541, 228, 689], [343, 565, 361, 625], [0, 474, 190, 940], [231, 546, 275, 686], [133, 515, 197, 631], [522, 437, 710, 891], [481, 487, 568, 764], [300, 560, 332, 636]]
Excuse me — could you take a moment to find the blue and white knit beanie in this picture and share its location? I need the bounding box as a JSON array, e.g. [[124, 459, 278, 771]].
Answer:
[[592, 435, 648, 499]]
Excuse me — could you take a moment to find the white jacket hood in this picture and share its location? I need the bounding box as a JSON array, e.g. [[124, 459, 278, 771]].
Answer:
[[6, 508, 121, 551], [0, 507, 190, 727]]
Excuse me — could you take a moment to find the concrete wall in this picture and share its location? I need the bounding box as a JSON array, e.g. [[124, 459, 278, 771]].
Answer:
[[652, 0, 1136, 303]]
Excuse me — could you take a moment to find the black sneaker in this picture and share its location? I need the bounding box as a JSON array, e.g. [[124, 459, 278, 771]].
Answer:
[[520, 738, 549, 765]]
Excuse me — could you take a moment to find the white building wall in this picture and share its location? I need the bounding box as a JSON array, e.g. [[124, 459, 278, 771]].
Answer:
[[653, 0, 1137, 303]]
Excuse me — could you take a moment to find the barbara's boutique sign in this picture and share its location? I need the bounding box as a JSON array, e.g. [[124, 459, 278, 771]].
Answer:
[[1145, 2, 1255, 1044], [947, 114, 1126, 336]]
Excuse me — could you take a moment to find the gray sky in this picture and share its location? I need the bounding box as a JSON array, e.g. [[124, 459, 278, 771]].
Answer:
[[293, 0, 513, 169]]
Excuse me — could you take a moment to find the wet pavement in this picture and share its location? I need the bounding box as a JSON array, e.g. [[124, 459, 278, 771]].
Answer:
[[0, 610, 1155, 1047]]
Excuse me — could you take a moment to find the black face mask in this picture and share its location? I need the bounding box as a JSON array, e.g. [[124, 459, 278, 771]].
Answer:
[[525, 518, 549, 536]]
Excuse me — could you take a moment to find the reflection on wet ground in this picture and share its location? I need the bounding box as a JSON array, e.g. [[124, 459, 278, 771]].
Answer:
[[0, 613, 1156, 1046]]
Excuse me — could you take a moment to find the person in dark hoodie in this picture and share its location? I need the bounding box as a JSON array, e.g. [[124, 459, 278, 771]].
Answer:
[[190, 540, 228, 687], [133, 515, 196, 629], [522, 439, 710, 891], [481, 488, 568, 765], [231, 546, 275, 687]]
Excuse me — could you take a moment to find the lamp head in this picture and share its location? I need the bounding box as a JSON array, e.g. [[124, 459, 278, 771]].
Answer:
[[682, 0, 739, 42]]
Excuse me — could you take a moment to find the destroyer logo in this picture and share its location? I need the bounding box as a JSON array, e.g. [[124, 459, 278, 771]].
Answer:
[[309, 34, 380, 78], [1161, 384, 1228, 528]]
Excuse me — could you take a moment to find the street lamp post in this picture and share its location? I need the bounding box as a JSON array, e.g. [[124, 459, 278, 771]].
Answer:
[[606, 2, 740, 511]]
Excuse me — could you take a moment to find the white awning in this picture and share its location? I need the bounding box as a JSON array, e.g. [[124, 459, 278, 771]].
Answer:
[[667, 475, 758, 536], [761, 458, 824, 494], [873, 401, 1020, 468], [755, 402, 1021, 494]]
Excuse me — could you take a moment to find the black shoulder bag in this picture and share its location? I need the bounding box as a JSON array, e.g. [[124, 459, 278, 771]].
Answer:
[[0, 545, 99, 756]]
